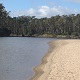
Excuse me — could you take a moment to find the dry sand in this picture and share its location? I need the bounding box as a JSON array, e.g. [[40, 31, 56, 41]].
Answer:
[[30, 39, 80, 80]]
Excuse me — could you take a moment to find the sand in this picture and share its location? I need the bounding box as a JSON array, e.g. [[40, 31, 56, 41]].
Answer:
[[30, 39, 80, 80]]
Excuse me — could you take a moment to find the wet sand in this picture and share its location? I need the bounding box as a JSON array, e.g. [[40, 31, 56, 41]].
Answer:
[[30, 40, 80, 80]]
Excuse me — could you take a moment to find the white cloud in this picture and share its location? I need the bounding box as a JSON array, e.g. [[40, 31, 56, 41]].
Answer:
[[38, 6, 50, 17], [10, 5, 79, 18], [27, 8, 35, 15]]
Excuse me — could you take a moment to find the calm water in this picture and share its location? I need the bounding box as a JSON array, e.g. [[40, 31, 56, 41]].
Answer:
[[0, 37, 55, 80]]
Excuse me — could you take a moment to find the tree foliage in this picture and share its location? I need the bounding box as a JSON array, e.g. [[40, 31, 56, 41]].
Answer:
[[0, 3, 80, 38], [0, 3, 11, 36]]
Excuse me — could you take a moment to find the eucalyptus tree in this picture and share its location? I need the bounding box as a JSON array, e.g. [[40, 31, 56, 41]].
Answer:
[[75, 14, 80, 34], [0, 3, 9, 28], [0, 3, 11, 36]]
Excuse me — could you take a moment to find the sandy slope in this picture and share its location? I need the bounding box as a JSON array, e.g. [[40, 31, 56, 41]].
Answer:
[[31, 40, 80, 80]]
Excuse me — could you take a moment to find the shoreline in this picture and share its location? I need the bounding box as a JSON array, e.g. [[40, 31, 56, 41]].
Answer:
[[30, 40, 56, 80], [30, 39, 63, 80], [30, 39, 80, 80]]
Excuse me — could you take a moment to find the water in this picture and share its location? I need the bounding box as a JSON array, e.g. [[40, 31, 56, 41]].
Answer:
[[0, 37, 55, 80]]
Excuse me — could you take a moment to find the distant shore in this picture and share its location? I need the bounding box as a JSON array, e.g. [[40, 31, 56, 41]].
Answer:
[[30, 39, 80, 80], [5, 34, 80, 39]]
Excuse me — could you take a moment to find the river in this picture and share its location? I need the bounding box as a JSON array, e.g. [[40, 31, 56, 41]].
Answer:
[[0, 37, 56, 80]]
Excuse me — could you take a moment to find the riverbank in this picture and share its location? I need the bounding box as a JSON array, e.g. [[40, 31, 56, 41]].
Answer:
[[10, 34, 80, 39], [30, 39, 80, 80]]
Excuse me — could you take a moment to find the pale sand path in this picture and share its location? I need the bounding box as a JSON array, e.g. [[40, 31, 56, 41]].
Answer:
[[31, 40, 80, 80]]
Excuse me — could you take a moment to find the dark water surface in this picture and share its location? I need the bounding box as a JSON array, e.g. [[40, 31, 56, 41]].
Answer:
[[0, 37, 56, 80]]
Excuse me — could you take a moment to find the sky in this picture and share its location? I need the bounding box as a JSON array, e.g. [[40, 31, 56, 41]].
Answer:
[[0, 0, 80, 18]]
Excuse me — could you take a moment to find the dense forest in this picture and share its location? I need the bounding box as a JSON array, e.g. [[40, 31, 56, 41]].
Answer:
[[0, 3, 80, 38]]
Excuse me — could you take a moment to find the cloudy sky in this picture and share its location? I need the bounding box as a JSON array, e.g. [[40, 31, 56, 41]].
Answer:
[[0, 0, 80, 18]]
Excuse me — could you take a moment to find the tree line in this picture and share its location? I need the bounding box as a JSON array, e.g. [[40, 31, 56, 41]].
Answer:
[[0, 3, 80, 38]]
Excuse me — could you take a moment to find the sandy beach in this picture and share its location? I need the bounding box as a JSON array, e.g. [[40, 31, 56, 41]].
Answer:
[[30, 39, 80, 80]]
